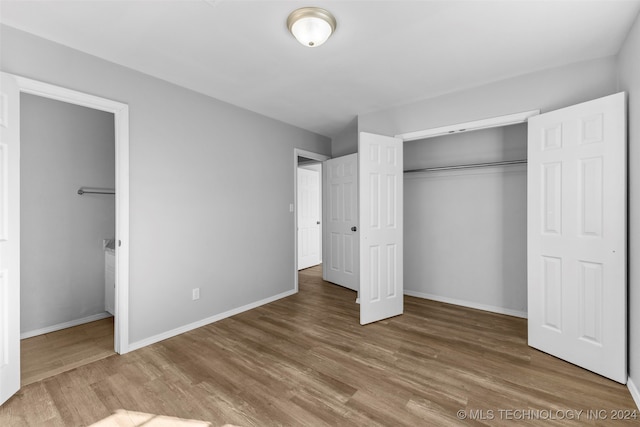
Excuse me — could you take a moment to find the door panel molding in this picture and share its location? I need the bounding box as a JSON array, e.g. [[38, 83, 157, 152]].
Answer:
[[359, 132, 403, 325], [528, 92, 626, 383], [323, 153, 359, 291]]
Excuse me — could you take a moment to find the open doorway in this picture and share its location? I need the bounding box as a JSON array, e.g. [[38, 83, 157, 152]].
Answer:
[[0, 73, 130, 404], [297, 158, 322, 270], [19, 93, 116, 385], [293, 149, 329, 292]]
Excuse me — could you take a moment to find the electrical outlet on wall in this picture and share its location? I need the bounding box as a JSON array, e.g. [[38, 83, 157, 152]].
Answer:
[[192, 288, 200, 301]]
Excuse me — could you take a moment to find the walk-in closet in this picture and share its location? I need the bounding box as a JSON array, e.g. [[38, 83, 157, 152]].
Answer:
[[20, 93, 116, 384]]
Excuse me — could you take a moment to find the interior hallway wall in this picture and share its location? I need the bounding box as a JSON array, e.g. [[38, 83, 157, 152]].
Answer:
[[21, 93, 115, 334], [331, 117, 358, 158]]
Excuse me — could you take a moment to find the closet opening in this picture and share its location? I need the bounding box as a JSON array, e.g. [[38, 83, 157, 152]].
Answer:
[[402, 122, 529, 318], [19, 93, 116, 385]]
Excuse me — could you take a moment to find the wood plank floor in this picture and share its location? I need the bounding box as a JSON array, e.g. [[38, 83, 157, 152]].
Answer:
[[1, 265, 637, 426], [21, 317, 115, 386]]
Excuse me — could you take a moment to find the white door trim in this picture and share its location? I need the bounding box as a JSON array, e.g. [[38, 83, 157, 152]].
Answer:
[[294, 149, 330, 292], [395, 109, 540, 141], [12, 74, 130, 355]]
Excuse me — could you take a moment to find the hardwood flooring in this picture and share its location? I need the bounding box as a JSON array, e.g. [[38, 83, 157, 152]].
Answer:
[[1, 265, 637, 426], [21, 317, 115, 386]]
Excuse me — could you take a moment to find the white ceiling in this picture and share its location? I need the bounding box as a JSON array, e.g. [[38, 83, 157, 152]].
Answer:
[[1, 0, 639, 138]]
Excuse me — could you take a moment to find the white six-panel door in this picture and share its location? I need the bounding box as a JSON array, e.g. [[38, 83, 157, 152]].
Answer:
[[323, 154, 359, 291], [528, 92, 626, 383], [359, 132, 403, 325], [298, 166, 321, 270], [0, 72, 21, 405]]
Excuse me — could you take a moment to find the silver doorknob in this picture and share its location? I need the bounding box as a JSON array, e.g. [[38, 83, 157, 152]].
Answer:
[[351, 226, 357, 232]]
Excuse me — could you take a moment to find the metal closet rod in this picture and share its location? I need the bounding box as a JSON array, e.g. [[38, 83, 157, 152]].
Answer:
[[404, 159, 527, 174], [77, 187, 115, 195]]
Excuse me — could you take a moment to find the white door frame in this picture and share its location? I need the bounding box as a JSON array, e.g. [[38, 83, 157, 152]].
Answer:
[[293, 149, 330, 292], [12, 74, 130, 355], [394, 110, 540, 141]]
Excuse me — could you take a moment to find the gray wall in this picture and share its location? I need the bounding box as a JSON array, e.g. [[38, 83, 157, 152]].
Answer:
[[330, 117, 358, 158], [618, 10, 640, 394], [1, 24, 331, 344], [404, 125, 527, 316], [357, 55, 618, 143], [20, 94, 115, 333]]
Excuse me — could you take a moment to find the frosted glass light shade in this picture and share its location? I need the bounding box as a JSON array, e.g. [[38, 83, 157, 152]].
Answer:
[[287, 7, 336, 48]]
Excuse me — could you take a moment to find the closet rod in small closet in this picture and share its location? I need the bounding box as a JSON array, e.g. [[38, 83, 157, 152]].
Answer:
[[77, 188, 115, 195], [404, 159, 527, 174]]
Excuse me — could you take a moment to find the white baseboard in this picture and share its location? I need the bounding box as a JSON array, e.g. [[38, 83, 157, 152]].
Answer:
[[629, 377, 640, 411], [128, 289, 297, 352], [404, 289, 528, 319], [21, 312, 113, 339]]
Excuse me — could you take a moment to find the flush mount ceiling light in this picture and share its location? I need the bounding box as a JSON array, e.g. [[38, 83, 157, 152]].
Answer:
[[287, 7, 337, 47]]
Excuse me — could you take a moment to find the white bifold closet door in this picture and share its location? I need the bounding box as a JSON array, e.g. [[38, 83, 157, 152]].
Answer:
[[0, 72, 21, 406], [358, 132, 404, 325], [527, 92, 626, 383]]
